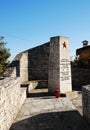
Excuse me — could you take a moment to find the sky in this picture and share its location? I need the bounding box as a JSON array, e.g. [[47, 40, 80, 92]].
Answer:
[[0, 0, 90, 61]]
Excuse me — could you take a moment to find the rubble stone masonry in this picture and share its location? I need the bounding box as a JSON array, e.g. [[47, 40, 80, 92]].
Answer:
[[0, 77, 26, 130], [82, 85, 90, 123]]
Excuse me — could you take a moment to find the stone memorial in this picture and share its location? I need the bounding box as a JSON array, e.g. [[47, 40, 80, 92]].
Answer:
[[48, 36, 72, 93]]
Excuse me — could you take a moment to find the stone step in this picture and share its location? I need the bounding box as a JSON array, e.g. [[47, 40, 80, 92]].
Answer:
[[21, 80, 48, 94], [35, 80, 48, 89]]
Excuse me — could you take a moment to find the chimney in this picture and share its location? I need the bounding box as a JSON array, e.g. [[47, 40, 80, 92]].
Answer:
[[82, 40, 88, 47]]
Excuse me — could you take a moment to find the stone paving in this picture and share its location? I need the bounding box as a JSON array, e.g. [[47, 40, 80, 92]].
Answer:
[[71, 91, 82, 115], [10, 89, 90, 130]]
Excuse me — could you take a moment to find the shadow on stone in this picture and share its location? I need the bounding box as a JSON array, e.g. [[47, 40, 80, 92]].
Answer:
[[72, 86, 82, 91], [27, 92, 54, 98], [60, 93, 66, 97], [27, 91, 67, 99], [10, 110, 90, 130], [27, 91, 66, 98]]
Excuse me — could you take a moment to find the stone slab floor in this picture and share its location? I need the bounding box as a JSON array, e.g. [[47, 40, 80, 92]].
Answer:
[[10, 89, 90, 130]]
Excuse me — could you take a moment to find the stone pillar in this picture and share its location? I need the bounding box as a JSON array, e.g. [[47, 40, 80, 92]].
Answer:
[[20, 52, 28, 82], [48, 36, 72, 93]]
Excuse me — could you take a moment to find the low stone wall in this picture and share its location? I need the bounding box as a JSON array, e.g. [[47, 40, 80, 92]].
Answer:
[[82, 85, 90, 123], [0, 77, 26, 130], [4, 67, 16, 77]]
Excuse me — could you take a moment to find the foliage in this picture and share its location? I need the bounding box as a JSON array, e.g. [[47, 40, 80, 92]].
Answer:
[[0, 36, 11, 76], [71, 55, 90, 68], [71, 55, 80, 68]]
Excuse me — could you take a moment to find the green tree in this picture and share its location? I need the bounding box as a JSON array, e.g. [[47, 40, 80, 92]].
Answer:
[[0, 36, 11, 76]]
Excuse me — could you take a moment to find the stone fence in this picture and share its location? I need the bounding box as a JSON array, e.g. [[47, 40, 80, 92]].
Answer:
[[0, 77, 27, 130], [72, 68, 90, 89], [82, 85, 90, 123]]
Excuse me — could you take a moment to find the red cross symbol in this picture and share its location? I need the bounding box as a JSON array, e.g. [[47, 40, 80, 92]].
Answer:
[[63, 42, 66, 48]]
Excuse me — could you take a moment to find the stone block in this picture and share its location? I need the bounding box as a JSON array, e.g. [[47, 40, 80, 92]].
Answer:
[[82, 85, 90, 124], [66, 91, 78, 99]]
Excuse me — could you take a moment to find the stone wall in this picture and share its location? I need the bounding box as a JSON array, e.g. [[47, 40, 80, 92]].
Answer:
[[0, 77, 26, 130], [4, 42, 50, 82], [28, 42, 50, 80], [3, 37, 90, 89], [72, 68, 90, 90], [4, 52, 28, 83], [82, 85, 90, 123]]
